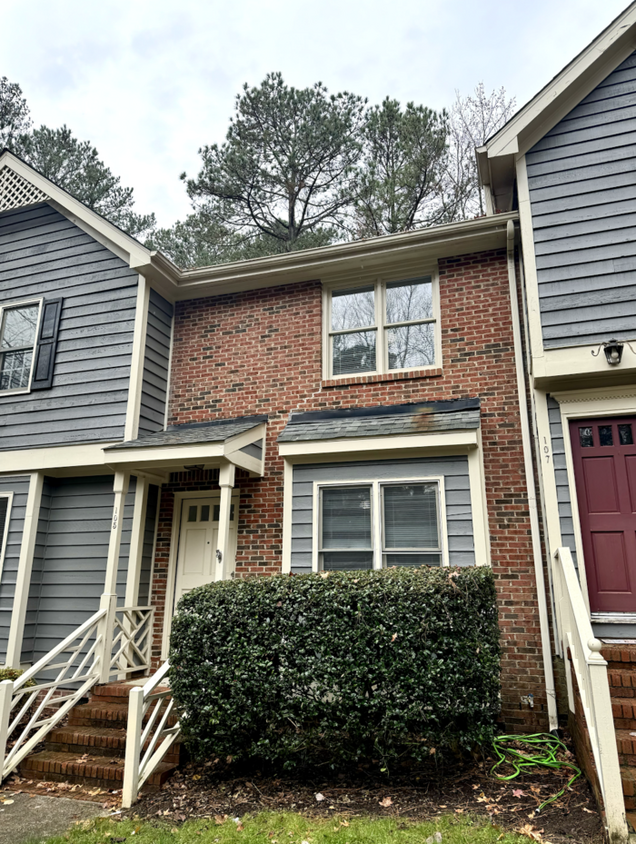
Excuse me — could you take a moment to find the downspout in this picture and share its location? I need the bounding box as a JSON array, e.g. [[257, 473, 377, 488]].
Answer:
[[506, 219, 558, 731]]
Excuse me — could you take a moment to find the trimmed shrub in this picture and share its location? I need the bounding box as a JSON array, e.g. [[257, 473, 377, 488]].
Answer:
[[0, 667, 34, 686], [169, 566, 500, 773]]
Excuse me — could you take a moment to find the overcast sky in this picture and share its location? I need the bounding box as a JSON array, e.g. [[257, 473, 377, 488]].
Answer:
[[2, 0, 630, 228]]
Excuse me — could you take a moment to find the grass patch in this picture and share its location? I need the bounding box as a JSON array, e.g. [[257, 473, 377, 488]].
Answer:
[[43, 811, 530, 844]]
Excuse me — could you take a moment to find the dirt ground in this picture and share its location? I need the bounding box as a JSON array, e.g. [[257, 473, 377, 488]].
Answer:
[[4, 741, 604, 844]]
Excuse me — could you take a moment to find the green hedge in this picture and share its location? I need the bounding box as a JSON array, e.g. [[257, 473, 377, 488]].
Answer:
[[169, 567, 501, 773]]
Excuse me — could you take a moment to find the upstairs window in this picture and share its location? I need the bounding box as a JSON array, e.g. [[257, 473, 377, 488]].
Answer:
[[327, 275, 438, 378], [318, 480, 444, 571], [0, 302, 40, 392]]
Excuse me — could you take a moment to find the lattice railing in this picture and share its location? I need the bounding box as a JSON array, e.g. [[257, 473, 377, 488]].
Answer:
[[110, 606, 154, 677], [122, 661, 181, 807], [552, 548, 628, 843], [0, 608, 106, 781], [0, 166, 48, 213]]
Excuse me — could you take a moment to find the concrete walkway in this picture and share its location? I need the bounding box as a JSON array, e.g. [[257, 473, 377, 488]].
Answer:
[[0, 790, 107, 844]]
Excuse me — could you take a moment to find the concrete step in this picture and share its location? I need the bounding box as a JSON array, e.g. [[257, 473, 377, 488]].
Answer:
[[19, 750, 175, 791]]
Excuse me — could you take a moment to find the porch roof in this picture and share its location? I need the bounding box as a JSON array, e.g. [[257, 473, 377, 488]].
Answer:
[[277, 399, 480, 443], [103, 415, 267, 478]]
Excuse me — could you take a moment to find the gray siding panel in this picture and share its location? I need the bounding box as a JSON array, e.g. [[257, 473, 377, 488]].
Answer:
[[0, 476, 30, 663], [547, 397, 578, 569], [0, 203, 138, 449], [526, 50, 636, 348], [138, 290, 173, 437], [290, 457, 475, 573]]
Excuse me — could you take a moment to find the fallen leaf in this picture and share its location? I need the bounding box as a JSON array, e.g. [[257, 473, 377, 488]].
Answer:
[[513, 789, 525, 798], [582, 807, 596, 814], [429, 747, 436, 755], [379, 796, 393, 807], [192, 774, 201, 781], [425, 833, 443, 844], [0, 800, 14, 805], [214, 815, 226, 825], [237, 823, 244, 832], [340, 821, 349, 827], [315, 793, 325, 802], [391, 633, 398, 642]]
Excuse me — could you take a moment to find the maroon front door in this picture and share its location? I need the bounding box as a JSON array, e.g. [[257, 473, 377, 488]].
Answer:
[[570, 417, 636, 614]]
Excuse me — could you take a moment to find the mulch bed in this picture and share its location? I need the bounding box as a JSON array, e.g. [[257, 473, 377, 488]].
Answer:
[[5, 736, 604, 844]]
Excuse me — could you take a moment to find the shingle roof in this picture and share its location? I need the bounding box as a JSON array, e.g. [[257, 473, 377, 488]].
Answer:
[[277, 400, 480, 443], [104, 415, 267, 451]]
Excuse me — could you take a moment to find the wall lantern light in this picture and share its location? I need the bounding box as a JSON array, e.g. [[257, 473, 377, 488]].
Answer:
[[184, 464, 205, 471], [591, 338, 636, 366]]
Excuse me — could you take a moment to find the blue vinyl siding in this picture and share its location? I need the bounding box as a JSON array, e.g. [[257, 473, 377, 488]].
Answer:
[[527, 50, 636, 348], [291, 456, 475, 573], [138, 290, 173, 436], [0, 476, 30, 663], [0, 202, 138, 449]]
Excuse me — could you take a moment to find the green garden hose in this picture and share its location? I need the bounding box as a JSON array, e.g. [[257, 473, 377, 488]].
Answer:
[[491, 733, 582, 814]]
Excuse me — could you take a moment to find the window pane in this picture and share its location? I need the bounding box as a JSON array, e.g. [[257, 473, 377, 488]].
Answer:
[[0, 350, 33, 390], [619, 424, 633, 445], [387, 323, 435, 370], [331, 287, 375, 331], [1, 305, 39, 349], [322, 551, 373, 571], [385, 553, 442, 567], [579, 427, 594, 448], [385, 278, 432, 324], [332, 331, 376, 375], [321, 486, 372, 550], [599, 425, 613, 446], [187, 505, 197, 522], [383, 484, 439, 549], [213, 504, 235, 521], [200, 505, 210, 522]]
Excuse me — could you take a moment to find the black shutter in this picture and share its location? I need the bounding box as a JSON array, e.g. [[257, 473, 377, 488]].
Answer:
[[31, 298, 63, 391]]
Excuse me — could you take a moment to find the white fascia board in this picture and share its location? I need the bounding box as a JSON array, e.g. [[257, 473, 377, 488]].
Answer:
[[104, 442, 226, 466], [485, 3, 636, 161], [278, 430, 479, 459], [532, 343, 636, 387], [0, 443, 120, 474], [0, 152, 151, 268]]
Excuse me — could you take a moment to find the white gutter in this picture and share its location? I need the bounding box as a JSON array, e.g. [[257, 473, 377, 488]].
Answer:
[[506, 219, 558, 731]]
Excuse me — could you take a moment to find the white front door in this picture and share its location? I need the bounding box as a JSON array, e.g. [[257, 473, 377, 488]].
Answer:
[[173, 496, 238, 607]]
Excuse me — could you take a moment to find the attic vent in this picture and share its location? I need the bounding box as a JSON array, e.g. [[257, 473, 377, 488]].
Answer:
[[0, 166, 48, 213]]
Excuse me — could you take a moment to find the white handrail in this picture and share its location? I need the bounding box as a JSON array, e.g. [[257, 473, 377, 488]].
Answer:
[[553, 547, 628, 844], [0, 595, 156, 784], [122, 660, 181, 808]]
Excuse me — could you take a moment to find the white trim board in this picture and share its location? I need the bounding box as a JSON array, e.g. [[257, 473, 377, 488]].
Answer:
[[0, 492, 14, 585]]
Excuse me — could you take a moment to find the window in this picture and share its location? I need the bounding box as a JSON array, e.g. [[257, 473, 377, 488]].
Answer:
[[317, 479, 444, 571], [0, 301, 41, 392], [326, 275, 438, 378]]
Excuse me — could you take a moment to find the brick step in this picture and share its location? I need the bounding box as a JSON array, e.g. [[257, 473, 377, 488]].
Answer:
[[601, 644, 636, 665], [607, 670, 636, 697], [621, 767, 636, 811], [45, 725, 180, 764], [19, 750, 175, 791], [68, 701, 178, 730], [613, 698, 636, 730], [614, 730, 636, 766], [90, 683, 170, 704]]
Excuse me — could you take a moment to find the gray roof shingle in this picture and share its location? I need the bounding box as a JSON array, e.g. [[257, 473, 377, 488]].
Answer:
[[277, 400, 479, 443], [104, 415, 267, 451]]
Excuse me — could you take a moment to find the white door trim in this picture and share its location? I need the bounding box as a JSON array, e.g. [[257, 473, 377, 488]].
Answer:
[[160, 489, 240, 660]]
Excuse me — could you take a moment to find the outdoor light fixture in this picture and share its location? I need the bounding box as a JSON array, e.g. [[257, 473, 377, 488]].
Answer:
[[184, 464, 205, 470], [591, 338, 636, 366]]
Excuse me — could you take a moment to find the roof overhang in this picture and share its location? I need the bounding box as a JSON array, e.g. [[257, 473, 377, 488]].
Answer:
[[478, 2, 636, 211]]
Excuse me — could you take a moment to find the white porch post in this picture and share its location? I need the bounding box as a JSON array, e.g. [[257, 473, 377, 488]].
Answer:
[[125, 475, 149, 607], [97, 471, 130, 683], [215, 462, 235, 581], [5, 472, 44, 668]]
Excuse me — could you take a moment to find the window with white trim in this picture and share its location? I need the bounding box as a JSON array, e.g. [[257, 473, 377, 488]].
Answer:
[[0, 301, 41, 392], [317, 480, 443, 571], [327, 275, 438, 378]]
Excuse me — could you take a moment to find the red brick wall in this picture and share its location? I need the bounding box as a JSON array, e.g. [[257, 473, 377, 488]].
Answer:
[[150, 249, 548, 730]]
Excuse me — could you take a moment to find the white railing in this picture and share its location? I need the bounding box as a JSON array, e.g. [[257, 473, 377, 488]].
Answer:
[[122, 661, 180, 808], [552, 547, 628, 844], [0, 594, 155, 784]]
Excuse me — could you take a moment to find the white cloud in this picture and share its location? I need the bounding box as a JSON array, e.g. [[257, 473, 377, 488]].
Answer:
[[1, 0, 630, 226]]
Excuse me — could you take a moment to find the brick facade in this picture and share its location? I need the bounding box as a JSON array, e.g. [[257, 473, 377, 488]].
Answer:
[[150, 248, 550, 731]]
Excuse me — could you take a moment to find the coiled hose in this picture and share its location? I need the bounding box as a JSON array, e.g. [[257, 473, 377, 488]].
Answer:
[[491, 733, 582, 814]]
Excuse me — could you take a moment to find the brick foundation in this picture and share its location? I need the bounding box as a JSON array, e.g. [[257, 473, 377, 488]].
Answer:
[[149, 249, 551, 731]]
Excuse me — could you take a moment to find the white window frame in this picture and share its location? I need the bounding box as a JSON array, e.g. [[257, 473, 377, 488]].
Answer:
[[0, 492, 14, 583], [311, 476, 448, 571], [0, 298, 43, 396], [322, 269, 441, 380]]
